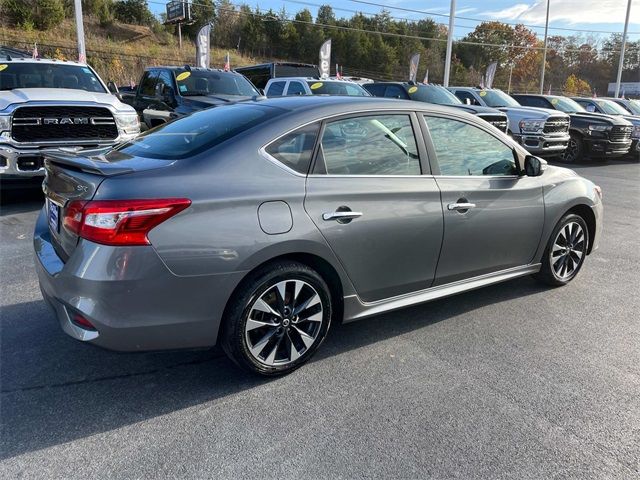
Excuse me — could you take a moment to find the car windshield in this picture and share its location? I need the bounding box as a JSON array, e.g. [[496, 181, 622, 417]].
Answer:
[[174, 69, 259, 97], [549, 97, 585, 113], [306, 81, 369, 96], [114, 104, 281, 159], [596, 99, 631, 116], [622, 99, 640, 115], [410, 85, 461, 105], [0, 62, 106, 92], [478, 89, 520, 107]]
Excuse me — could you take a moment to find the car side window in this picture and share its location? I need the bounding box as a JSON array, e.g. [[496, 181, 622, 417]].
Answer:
[[520, 96, 550, 109], [155, 71, 174, 96], [364, 84, 385, 96], [266, 81, 286, 97], [286, 81, 306, 96], [454, 91, 480, 105], [265, 123, 320, 174], [424, 116, 517, 176], [314, 114, 420, 175], [139, 71, 158, 96], [384, 85, 408, 99]]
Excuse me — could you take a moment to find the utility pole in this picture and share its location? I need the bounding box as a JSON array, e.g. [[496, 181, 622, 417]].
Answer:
[[614, 0, 632, 98], [73, 0, 86, 63], [178, 22, 182, 50], [539, 0, 550, 94], [443, 0, 456, 87], [508, 63, 514, 94]]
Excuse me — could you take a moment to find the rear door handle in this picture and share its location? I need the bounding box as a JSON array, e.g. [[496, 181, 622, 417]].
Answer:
[[322, 211, 363, 221], [447, 202, 476, 211]]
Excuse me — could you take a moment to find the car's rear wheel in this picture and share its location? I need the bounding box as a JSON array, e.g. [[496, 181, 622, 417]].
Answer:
[[222, 261, 332, 376], [561, 133, 583, 163], [534, 213, 589, 286]]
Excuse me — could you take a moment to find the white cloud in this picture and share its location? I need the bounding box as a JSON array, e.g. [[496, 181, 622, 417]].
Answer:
[[483, 0, 636, 25]]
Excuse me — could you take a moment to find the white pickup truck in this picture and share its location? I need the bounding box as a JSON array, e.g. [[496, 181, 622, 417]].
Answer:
[[0, 57, 140, 181]]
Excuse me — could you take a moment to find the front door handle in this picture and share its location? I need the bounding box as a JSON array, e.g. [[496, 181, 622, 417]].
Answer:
[[322, 210, 363, 223], [447, 202, 476, 211]]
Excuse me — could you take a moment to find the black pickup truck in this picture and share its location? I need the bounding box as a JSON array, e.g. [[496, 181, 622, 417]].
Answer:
[[512, 94, 633, 162], [363, 82, 509, 133], [118, 66, 262, 129]]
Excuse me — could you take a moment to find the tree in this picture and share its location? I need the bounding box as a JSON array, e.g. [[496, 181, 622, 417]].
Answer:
[[564, 74, 591, 95], [112, 0, 154, 26]]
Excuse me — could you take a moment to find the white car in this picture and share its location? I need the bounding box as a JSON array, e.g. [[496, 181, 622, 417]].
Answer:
[[264, 77, 370, 98]]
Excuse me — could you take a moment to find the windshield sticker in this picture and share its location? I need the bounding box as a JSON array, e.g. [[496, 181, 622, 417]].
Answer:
[[310, 82, 323, 90], [0, 64, 7, 72], [408, 86, 418, 94], [479, 90, 487, 96], [551, 98, 559, 104], [179, 84, 187, 92], [176, 71, 191, 81]]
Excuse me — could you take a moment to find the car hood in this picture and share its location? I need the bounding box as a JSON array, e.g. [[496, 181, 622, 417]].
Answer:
[[496, 105, 562, 118], [569, 111, 633, 126], [0, 88, 134, 112], [449, 104, 506, 115]]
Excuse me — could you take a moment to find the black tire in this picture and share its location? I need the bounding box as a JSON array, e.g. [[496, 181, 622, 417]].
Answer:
[[221, 261, 333, 376], [561, 133, 584, 163], [533, 213, 589, 287]]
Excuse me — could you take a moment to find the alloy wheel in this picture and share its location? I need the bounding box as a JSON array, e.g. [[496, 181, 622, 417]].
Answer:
[[564, 138, 579, 163], [551, 221, 585, 280], [245, 279, 324, 366]]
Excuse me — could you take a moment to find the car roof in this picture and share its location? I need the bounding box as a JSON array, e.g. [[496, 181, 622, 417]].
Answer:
[[147, 66, 241, 75], [267, 77, 356, 83], [1, 57, 89, 66]]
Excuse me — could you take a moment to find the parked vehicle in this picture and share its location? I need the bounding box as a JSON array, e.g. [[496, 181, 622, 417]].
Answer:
[[119, 66, 262, 129], [35, 96, 603, 376], [264, 77, 370, 97], [604, 97, 640, 116], [512, 94, 633, 162], [449, 87, 570, 158], [0, 58, 139, 181], [235, 62, 319, 90], [364, 82, 508, 133], [570, 97, 639, 160]]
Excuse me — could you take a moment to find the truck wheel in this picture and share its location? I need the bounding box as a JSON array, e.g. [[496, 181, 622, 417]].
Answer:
[[561, 133, 583, 163]]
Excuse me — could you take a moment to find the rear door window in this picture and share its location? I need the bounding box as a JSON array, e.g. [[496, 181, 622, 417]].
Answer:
[[314, 114, 420, 175], [286, 81, 306, 96], [266, 81, 286, 96], [265, 123, 320, 174]]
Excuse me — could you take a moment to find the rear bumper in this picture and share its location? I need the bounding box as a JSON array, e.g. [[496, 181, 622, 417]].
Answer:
[[34, 208, 245, 351], [513, 133, 569, 156]]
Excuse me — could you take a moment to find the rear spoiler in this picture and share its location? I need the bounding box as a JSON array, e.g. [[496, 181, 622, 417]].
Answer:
[[44, 150, 135, 177]]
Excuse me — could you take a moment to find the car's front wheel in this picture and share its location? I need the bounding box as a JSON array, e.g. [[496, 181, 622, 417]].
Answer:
[[534, 213, 589, 286], [222, 261, 332, 376], [561, 133, 584, 163]]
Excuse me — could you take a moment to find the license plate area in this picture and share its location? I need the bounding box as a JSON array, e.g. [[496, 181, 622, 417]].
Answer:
[[48, 199, 60, 234]]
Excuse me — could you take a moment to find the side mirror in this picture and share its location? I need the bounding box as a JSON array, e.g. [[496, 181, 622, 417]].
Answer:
[[524, 155, 546, 176], [107, 81, 119, 94], [260, 89, 266, 96]]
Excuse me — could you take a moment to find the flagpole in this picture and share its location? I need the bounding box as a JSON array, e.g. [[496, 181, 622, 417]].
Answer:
[[614, 0, 632, 98], [443, 0, 456, 87], [539, 0, 550, 94], [73, 0, 86, 63]]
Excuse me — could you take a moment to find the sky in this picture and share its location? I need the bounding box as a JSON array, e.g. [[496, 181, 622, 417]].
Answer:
[[150, 0, 640, 42]]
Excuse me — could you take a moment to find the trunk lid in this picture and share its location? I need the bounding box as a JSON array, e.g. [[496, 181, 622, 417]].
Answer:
[[42, 149, 176, 260]]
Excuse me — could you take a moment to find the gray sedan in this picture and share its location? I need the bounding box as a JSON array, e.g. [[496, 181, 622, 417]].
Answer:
[[34, 97, 603, 376]]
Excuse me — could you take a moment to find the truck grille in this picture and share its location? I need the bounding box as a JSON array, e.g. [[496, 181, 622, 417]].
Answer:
[[478, 114, 508, 133], [609, 126, 632, 143], [11, 106, 118, 143], [543, 117, 569, 135]]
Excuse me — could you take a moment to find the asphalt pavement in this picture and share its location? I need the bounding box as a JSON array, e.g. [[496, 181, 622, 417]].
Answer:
[[1, 159, 639, 479]]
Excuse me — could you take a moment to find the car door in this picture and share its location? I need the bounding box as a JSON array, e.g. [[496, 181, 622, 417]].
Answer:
[[421, 114, 545, 285], [304, 112, 444, 303], [143, 70, 178, 126], [134, 70, 159, 114]]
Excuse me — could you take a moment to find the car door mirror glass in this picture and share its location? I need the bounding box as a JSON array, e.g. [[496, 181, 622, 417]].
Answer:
[[524, 155, 545, 176]]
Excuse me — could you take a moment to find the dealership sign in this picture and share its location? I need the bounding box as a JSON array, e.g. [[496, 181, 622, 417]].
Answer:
[[166, 1, 191, 23], [607, 82, 640, 96]]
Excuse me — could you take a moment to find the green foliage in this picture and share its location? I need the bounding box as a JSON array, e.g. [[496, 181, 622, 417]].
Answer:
[[112, 0, 154, 26], [2, 0, 65, 30]]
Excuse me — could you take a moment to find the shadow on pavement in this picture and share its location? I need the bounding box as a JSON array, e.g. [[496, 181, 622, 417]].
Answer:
[[0, 275, 547, 460], [1, 183, 44, 216]]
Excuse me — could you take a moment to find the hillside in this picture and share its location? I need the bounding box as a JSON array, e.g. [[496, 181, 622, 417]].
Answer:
[[0, 18, 268, 84]]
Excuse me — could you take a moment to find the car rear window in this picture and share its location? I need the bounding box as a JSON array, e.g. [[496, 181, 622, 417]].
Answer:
[[115, 104, 282, 160]]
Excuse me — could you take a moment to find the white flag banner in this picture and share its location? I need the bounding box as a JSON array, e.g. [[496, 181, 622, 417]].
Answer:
[[423, 69, 429, 84], [409, 53, 420, 82], [196, 23, 212, 69], [319, 39, 331, 79], [485, 62, 498, 89]]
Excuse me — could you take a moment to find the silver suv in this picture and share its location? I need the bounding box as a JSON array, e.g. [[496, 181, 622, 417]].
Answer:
[[449, 87, 570, 157], [0, 58, 139, 180]]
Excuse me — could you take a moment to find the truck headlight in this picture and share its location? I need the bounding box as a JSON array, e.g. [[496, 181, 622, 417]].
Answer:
[[0, 115, 10, 133], [632, 125, 640, 139], [114, 113, 140, 135], [519, 119, 545, 133], [588, 124, 611, 132]]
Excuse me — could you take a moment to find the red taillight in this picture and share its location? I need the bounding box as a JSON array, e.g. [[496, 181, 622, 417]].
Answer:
[[63, 198, 191, 246]]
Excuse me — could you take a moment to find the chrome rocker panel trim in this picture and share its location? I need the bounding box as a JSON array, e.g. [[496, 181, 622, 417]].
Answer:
[[343, 264, 541, 321]]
